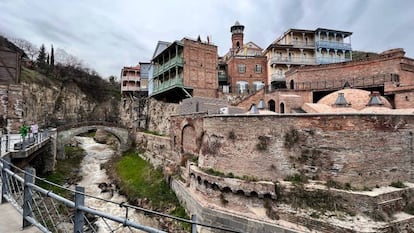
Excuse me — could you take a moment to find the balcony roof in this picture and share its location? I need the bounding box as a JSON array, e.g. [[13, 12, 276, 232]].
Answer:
[[315, 28, 352, 37]]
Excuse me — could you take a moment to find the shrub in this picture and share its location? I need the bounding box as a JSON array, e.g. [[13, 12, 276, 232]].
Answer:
[[284, 128, 299, 148], [390, 181, 407, 188], [256, 135, 270, 151]]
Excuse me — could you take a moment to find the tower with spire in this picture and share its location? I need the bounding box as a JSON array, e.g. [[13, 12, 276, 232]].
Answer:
[[230, 21, 245, 51]]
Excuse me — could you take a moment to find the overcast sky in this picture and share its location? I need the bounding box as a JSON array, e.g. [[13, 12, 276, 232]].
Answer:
[[1, 0, 413, 78]]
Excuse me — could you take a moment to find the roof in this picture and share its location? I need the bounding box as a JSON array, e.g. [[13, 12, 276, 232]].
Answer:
[[151, 41, 171, 59], [0, 35, 26, 57], [315, 28, 352, 37]]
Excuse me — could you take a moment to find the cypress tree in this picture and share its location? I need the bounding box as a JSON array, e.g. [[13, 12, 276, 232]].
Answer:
[[50, 44, 54, 67]]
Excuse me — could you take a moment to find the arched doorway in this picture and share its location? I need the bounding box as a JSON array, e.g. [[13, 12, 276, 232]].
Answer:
[[181, 124, 197, 153], [280, 102, 285, 113], [290, 80, 295, 89], [268, 100, 276, 112]]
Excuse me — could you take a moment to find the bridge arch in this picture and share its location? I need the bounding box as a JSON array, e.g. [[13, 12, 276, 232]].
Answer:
[[57, 123, 130, 159]]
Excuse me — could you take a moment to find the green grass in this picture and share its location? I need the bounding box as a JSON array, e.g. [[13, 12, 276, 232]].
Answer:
[[116, 150, 188, 221], [36, 145, 85, 197]]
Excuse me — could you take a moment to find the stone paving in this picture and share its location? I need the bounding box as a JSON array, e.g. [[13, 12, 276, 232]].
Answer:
[[0, 203, 41, 233]]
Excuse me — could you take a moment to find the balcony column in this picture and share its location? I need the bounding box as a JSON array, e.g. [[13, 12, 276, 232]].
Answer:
[[286, 48, 290, 61], [290, 31, 293, 42], [350, 50, 353, 60], [326, 48, 330, 63], [334, 32, 337, 42], [300, 48, 304, 62], [318, 31, 321, 41], [334, 49, 337, 62], [341, 50, 345, 61], [326, 31, 329, 41]]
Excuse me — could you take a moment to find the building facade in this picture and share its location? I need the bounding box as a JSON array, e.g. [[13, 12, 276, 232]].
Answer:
[[150, 38, 218, 102], [120, 64, 148, 94], [264, 28, 352, 90], [220, 21, 267, 94]]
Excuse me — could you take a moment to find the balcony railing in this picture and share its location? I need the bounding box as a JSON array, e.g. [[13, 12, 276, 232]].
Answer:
[[152, 75, 184, 95], [121, 76, 141, 82], [270, 56, 316, 65], [315, 40, 352, 50], [271, 73, 285, 82], [153, 56, 184, 77], [316, 57, 352, 64], [121, 86, 147, 92], [290, 41, 315, 48], [218, 73, 227, 82], [293, 73, 397, 91]]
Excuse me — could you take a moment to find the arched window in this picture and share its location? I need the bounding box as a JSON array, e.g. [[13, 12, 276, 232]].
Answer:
[[280, 102, 285, 113], [268, 100, 276, 112], [290, 80, 295, 89]]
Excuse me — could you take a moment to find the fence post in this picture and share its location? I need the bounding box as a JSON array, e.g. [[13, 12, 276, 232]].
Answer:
[[5, 134, 9, 152], [74, 186, 85, 233], [1, 157, 10, 204], [23, 167, 35, 228], [191, 214, 197, 233]]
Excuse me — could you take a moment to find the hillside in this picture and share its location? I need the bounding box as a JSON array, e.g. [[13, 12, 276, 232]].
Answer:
[[21, 66, 121, 127]]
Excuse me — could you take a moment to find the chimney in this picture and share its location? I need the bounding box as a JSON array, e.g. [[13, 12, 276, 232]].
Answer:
[[333, 93, 350, 107], [367, 91, 383, 106]]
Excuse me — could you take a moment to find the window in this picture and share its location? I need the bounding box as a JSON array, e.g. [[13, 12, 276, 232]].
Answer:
[[238, 64, 246, 73], [255, 64, 262, 73]]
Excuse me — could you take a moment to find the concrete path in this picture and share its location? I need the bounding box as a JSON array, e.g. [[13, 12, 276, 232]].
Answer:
[[0, 203, 41, 233]]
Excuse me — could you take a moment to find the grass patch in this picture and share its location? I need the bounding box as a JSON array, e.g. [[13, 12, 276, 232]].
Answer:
[[36, 145, 85, 197], [115, 150, 188, 222]]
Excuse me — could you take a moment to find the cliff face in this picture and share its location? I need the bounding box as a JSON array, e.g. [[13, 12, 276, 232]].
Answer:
[[18, 67, 119, 130]]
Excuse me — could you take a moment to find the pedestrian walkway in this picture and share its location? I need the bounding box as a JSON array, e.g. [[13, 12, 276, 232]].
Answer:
[[0, 203, 41, 233]]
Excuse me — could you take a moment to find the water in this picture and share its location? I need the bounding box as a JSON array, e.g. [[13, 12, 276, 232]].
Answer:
[[74, 136, 160, 233]]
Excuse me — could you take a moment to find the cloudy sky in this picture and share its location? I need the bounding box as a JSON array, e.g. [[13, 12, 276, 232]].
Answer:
[[1, 0, 413, 78]]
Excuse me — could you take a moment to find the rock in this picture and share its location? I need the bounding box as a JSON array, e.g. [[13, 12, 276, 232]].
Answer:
[[94, 129, 109, 143]]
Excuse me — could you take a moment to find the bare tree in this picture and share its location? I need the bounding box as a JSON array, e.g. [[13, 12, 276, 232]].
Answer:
[[54, 48, 83, 68], [10, 37, 38, 60]]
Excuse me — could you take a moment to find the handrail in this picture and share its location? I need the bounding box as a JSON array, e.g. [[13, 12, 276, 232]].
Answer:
[[0, 158, 242, 233]]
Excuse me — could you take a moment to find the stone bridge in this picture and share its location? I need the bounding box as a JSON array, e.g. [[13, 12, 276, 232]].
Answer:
[[56, 122, 130, 159]]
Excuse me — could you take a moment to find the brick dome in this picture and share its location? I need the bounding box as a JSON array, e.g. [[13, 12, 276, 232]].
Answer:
[[317, 89, 392, 110]]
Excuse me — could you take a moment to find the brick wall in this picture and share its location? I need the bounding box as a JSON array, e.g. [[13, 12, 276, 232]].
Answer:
[[183, 39, 218, 98], [0, 84, 23, 132], [192, 114, 414, 188], [227, 55, 267, 91], [286, 49, 414, 96]]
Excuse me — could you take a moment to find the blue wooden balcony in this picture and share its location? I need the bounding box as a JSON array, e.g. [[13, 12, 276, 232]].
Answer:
[[315, 40, 352, 50], [152, 75, 184, 95], [153, 56, 184, 77]]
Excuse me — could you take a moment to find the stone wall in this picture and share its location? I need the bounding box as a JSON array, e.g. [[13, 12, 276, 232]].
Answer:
[[171, 179, 300, 233], [144, 98, 178, 135], [174, 114, 414, 189], [133, 131, 177, 169], [0, 84, 23, 132]]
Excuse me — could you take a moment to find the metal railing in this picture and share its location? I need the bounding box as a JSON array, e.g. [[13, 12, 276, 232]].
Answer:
[[294, 73, 398, 91], [0, 130, 50, 156], [0, 158, 243, 233]]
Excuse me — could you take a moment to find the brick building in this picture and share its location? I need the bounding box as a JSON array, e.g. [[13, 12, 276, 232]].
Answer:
[[150, 38, 218, 103], [219, 21, 267, 95], [264, 28, 352, 90], [285, 48, 414, 109], [120, 62, 149, 95]]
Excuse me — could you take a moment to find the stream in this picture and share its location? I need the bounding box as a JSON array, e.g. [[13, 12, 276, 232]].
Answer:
[[74, 136, 160, 233]]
